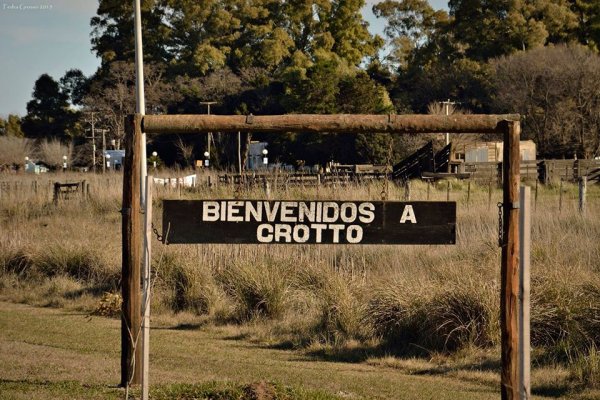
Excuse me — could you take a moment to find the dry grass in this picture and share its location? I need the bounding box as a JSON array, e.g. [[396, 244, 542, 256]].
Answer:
[[1, 170, 600, 395]]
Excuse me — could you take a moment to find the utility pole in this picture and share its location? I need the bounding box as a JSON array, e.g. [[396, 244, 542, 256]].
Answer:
[[440, 99, 458, 146], [85, 112, 97, 173], [200, 102, 217, 156], [98, 128, 108, 173], [92, 116, 96, 173]]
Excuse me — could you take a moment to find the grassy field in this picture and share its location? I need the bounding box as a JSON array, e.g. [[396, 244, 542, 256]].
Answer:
[[0, 301, 590, 400], [1, 171, 600, 399]]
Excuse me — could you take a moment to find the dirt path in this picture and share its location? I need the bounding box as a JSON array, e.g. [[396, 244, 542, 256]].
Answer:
[[0, 301, 503, 399]]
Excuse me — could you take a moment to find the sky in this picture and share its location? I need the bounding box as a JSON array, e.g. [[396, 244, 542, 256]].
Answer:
[[0, 0, 448, 117]]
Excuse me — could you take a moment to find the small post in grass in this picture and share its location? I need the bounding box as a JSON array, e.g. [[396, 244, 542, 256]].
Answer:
[[578, 176, 587, 215], [488, 180, 493, 210], [559, 179, 563, 213], [466, 180, 471, 207]]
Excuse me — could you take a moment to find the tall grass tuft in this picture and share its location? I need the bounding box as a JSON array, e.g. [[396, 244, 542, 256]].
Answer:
[[368, 279, 497, 353], [315, 274, 371, 343], [217, 259, 291, 321], [33, 245, 119, 287], [158, 255, 228, 317], [570, 345, 600, 389]]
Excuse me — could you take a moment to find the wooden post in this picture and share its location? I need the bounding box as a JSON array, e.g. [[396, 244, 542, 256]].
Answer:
[[237, 131, 242, 174], [467, 181, 471, 207], [501, 120, 520, 400], [534, 179, 538, 211], [141, 175, 153, 400], [579, 177, 587, 215], [488, 180, 493, 210], [559, 179, 563, 213], [427, 180, 431, 200], [121, 114, 142, 387], [519, 186, 531, 400], [263, 177, 271, 199], [53, 182, 59, 205], [446, 180, 451, 201], [404, 180, 411, 201]]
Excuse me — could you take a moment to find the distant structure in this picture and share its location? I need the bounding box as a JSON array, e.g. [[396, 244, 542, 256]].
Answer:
[[455, 140, 536, 162], [104, 150, 126, 169], [246, 141, 268, 171], [25, 160, 49, 174]]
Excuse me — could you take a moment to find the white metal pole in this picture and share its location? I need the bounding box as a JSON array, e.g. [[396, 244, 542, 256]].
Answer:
[[579, 176, 587, 214], [91, 113, 96, 173], [141, 175, 152, 400], [134, 1, 150, 399], [134, 0, 147, 204], [519, 185, 531, 399], [445, 101, 450, 146]]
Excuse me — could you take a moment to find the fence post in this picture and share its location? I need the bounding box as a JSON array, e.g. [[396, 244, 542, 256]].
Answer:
[[488, 180, 493, 210], [559, 180, 563, 213], [534, 180, 538, 211], [467, 181, 471, 207], [427, 180, 431, 200], [263, 177, 271, 198], [121, 114, 142, 387], [53, 182, 59, 205], [579, 176, 587, 215], [446, 180, 451, 201], [501, 120, 520, 400]]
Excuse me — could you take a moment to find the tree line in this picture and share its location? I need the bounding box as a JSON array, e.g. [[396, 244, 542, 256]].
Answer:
[[3, 0, 600, 169]]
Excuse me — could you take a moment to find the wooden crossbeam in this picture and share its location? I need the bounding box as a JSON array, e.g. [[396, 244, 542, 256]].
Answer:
[[142, 114, 519, 135]]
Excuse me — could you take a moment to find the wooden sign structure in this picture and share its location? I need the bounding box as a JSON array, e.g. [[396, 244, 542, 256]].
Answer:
[[163, 200, 455, 245], [122, 113, 523, 400]]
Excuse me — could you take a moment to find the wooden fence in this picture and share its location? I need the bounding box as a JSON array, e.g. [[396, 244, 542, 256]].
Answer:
[[217, 171, 388, 188], [463, 159, 600, 184], [216, 159, 599, 187]]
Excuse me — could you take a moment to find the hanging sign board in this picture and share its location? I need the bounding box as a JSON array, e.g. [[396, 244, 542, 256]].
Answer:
[[162, 200, 455, 245]]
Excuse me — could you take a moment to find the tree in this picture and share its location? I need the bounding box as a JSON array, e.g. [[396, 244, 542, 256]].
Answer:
[[0, 136, 32, 169], [91, 0, 169, 65], [0, 114, 25, 137], [373, 0, 449, 69], [492, 44, 600, 158], [22, 74, 80, 140], [84, 62, 178, 144], [37, 138, 73, 168], [572, 0, 600, 50], [447, 0, 581, 61], [60, 69, 89, 106]]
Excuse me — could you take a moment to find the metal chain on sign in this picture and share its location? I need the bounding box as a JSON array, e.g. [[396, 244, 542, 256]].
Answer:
[[151, 222, 163, 242]]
